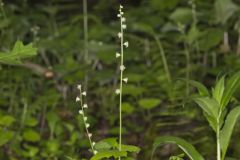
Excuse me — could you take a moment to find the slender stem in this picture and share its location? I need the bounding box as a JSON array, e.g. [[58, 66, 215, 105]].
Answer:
[[119, 10, 124, 159], [83, 0, 89, 93], [83, 0, 88, 62], [216, 118, 221, 160], [0, 0, 6, 19], [154, 36, 172, 83], [184, 42, 190, 96]]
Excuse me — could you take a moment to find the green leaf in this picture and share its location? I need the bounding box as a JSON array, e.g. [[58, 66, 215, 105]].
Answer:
[[122, 103, 135, 114], [221, 71, 240, 108], [193, 97, 220, 131], [0, 130, 14, 146], [170, 8, 192, 24], [0, 41, 37, 65], [193, 97, 219, 119], [138, 98, 161, 109], [90, 150, 127, 160], [220, 107, 240, 159], [121, 144, 140, 153], [189, 80, 209, 96], [0, 115, 15, 127], [199, 28, 224, 51], [23, 130, 40, 142], [214, 0, 239, 25], [212, 76, 225, 105], [152, 136, 204, 160]]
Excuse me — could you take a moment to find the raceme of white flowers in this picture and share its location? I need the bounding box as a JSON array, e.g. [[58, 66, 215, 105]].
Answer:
[[76, 84, 98, 155]]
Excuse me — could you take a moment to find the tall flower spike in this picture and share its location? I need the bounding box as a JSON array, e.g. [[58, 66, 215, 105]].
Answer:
[[117, 5, 128, 158], [76, 84, 96, 155]]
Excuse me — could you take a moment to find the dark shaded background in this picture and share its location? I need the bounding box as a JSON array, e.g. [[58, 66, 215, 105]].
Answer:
[[1, 0, 240, 159]]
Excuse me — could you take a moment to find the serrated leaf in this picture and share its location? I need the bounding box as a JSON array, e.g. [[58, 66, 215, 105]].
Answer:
[[0, 41, 37, 65], [152, 136, 204, 160], [220, 107, 240, 159], [90, 150, 127, 160]]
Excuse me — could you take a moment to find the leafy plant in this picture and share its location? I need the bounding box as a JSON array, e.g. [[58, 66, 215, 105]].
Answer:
[[152, 72, 240, 160], [0, 41, 37, 65]]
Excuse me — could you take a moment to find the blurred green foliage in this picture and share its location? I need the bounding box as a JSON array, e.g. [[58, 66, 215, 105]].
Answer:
[[1, 0, 240, 159]]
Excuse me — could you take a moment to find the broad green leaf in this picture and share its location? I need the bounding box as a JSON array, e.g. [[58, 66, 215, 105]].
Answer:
[[152, 136, 204, 160], [189, 80, 209, 96], [170, 8, 192, 24], [214, 0, 239, 25], [0, 115, 15, 127], [90, 150, 127, 160], [138, 98, 161, 109], [220, 107, 240, 159], [0, 130, 14, 146], [23, 130, 40, 142], [199, 28, 224, 51], [193, 97, 219, 119], [121, 144, 140, 153], [212, 76, 225, 105], [221, 72, 240, 108], [0, 41, 37, 65], [122, 103, 135, 114]]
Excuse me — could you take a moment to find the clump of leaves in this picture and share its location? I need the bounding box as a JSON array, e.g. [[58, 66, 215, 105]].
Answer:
[[152, 72, 240, 160], [0, 40, 37, 65]]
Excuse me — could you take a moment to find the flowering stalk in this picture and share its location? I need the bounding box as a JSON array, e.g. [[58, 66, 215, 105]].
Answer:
[[116, 4, 128, 159], [76, 84, 97, 155]]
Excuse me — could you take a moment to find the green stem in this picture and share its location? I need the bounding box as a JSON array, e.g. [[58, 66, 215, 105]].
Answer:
[[184, 43, 190, 96], [154, 36, 172, 83], [83, 0, 88, 61], [119, 12, 124, 160], [83, 0, 89, 93], [216, 119, 221, 160], [0, 0, 6, 19]]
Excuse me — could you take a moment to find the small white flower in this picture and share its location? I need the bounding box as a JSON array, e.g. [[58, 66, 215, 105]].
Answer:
[[86, 123, 90, 128], [92, 142, 96, 146], [120, 11, 124, 15], [121, 17, 126, 22], [123, 77, 128, 83], [94, 150, 98, 155], [76, 97, 80, 102], [82, 91, 87, 96], [120, 65, 126, 71], [88, 133, 92, 138], [120, 5, 123, 9], [83, 104, 88, 108], [117, 14, 121, 18], [116, 52, 121, 58], [122, 24, 127, 29], [124, 41, 129, 48], [77, 84, 81, 90], [115, 89, 121, 95], [79, 110, 83, 115], [118, 32, 122, 38], [84, 117, 88, 121]]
